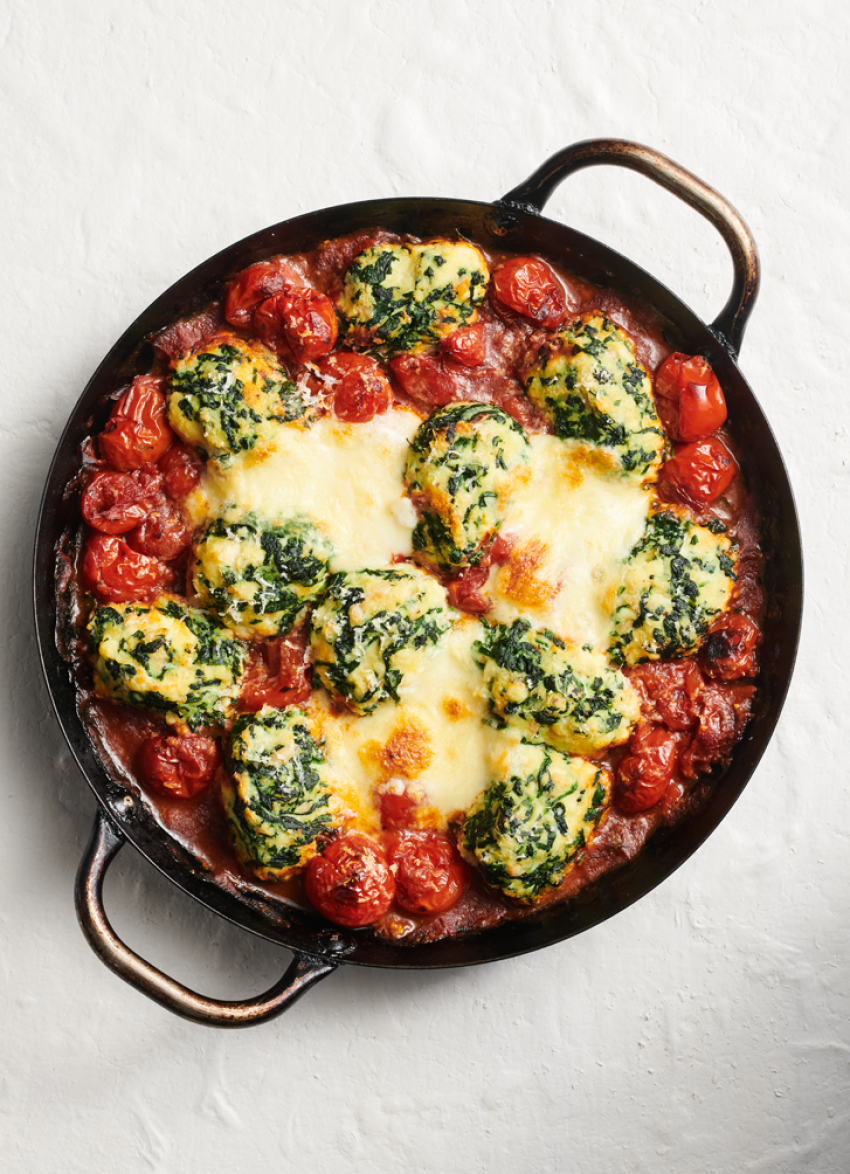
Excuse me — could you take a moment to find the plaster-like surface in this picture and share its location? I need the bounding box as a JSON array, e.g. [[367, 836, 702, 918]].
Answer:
[[2, 2, 848, 1170]]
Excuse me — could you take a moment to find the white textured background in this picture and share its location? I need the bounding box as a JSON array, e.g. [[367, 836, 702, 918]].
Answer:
[[2, 2, 847, 1171]]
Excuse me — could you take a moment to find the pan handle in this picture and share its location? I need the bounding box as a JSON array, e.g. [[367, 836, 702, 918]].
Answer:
[[498, 138, 760, 357], [75, 809, 337, 1027]]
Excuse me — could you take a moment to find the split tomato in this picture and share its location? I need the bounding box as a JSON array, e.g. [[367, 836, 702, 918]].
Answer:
[[385, 831, 468, 915], [700, 613, 760, 680], [491, 257, 568, 330], [82, 533, 174, 603], [138, 734, 221, 799], [81, 468, 163, 535], [304, 834, 395, 928], [99, 376, 173, 471], [615, 724, 679, 814], [254, 287, 338, 363], [654, 353, 727, 442], [443, 323, 486, 367], [224, 257, 299, 328], [658, 437, 737, 507], [316, 352, 393, 422]]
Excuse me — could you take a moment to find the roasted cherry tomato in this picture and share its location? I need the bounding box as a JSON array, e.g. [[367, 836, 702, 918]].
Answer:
[[443, 323, 486, 367], [627, 660, 704, 731], [304, 834, 395, 928], [240, 634, 312, 712], [315, 352, 393, 422], [127, 503, 192, 560], [99, 376, 174, 471], [82, 533, 174, 602], [386, 831, 468, 915], [254, 287, 338, 363], [224, 258, 299, 329], [159, 442, 202, 499], [658, 437, 737, 507], [615, 724, 679, 814], [389, 353, 455, 405], [699, 613, 760, 680], [490, 257, 568, 330], [488, 532, 516, 565], [680, 683, 755, 779], [446, 564, 490, 614], [138, 734, 221, 799], [81, 468, 162, 534], [377, 786, 420, 831], [654, 353, 727, 442]]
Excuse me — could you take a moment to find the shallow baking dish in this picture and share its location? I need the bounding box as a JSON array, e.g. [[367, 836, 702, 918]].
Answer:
[[34, 138, 803, 1027]]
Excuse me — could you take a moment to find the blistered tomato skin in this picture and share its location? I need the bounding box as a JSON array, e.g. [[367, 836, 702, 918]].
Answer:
[[615, 724, 679, 814], [138, 734, 221, 799], [491, 257, 568, 330], [224, 258, 299, 328], [658, 438, 737, 507], [239, 634, 313, 712], [446, 564, 490, 614], [159, 443, 202, 499], [700, 613, 760, 680], [443, 323, 486, 367], [81, 469, 160, 534], [82, 533, 175, 603], [654, 353, 727, 442], [127, 503, 192, 560], [377, 787, 419, 830], [317, 352, 393, 422], [386, 832, 468, 915], [99, 376, 174, 471], [304, 834, 395, 927], [389, 353, 456, 405], [254, 287, 338, 363]]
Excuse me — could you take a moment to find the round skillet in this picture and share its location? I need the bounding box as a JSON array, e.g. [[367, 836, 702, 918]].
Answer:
[[33, 139, 803, 1027]]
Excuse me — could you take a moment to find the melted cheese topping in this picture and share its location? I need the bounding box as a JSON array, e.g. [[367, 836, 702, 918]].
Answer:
[[194, 413, 653, 823], [305, 619, 514, 831], [194, 410, 421, 571], [490, 435, 653, 649]]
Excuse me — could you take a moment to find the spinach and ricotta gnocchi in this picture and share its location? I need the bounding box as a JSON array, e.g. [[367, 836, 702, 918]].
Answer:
[[89, 598, 248, 728], [309, 567, 454, 714], [608, 507, 737, 664], [337, 240, 489, 353], [462, 738, 611, 903], [222, 707, 339, 879], [192, 514, 332, 639], [405, 403, 530, 570], [167, 331, 307, 461], [523, 312, 665, 481], [475, 618, 640, 754]]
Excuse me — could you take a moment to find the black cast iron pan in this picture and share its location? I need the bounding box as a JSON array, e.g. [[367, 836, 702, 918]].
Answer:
[[33, 139, 803, 1027]]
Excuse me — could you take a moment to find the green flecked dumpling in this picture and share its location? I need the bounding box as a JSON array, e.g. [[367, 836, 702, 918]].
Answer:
[[405, 402, 530, 571], [309, 566, 453, 715], [337, 240, 489, 354], [89, 597, 248, 729], [222, 706, 339, 880], [192, 514, 332, 639], [474, 618, 639, 755], [608, 506, 738, 665], [167, 331, 308, 462], [523, 312, 664, 482], [462, 737, 611, 903]]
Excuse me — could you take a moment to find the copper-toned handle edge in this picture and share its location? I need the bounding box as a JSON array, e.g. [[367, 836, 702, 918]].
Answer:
[[74, 809, 337, 1028], [499, 137, 760, 356]]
